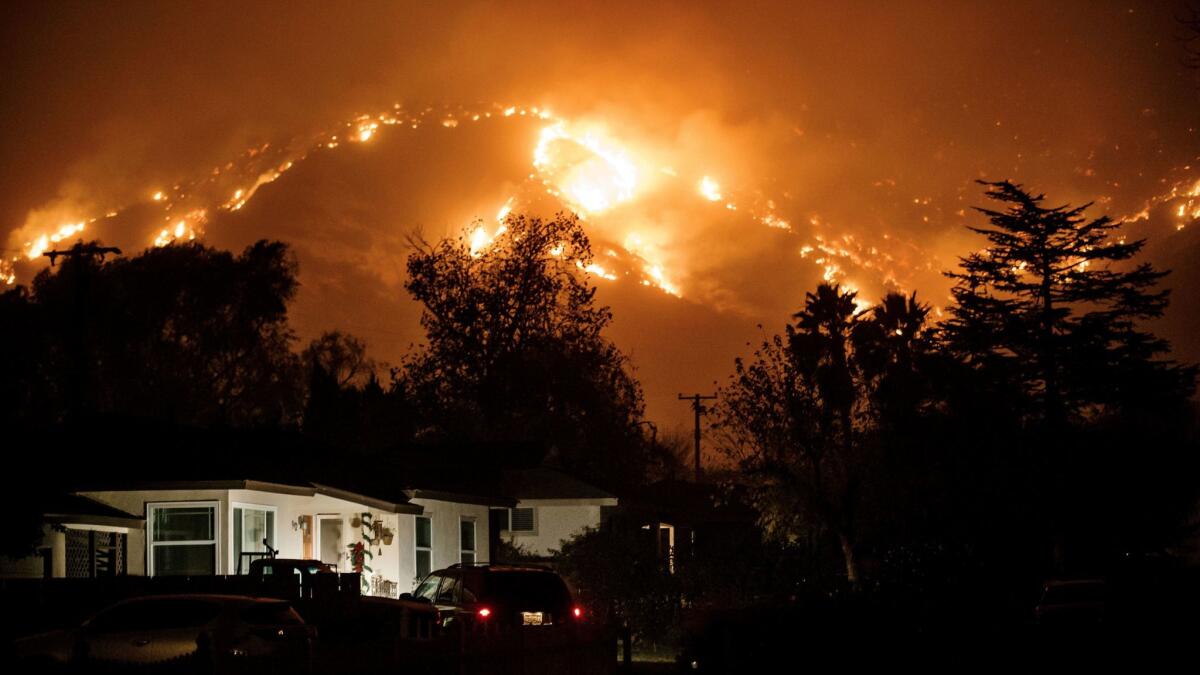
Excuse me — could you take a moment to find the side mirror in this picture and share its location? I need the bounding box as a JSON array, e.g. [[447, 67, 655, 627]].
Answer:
[[399, 593, 414, 600]]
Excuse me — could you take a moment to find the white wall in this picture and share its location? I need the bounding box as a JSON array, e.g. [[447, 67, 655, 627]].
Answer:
[[400, 497, 492, 590], [80, 489, 227, 576], [79, 488, 407, 590], [501, 500, 608, 557], [225, 489, 404, 588], [77, 488, 493, 597]]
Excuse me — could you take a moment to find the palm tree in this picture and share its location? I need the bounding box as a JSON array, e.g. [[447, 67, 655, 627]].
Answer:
[[786, 283, 863, 587]]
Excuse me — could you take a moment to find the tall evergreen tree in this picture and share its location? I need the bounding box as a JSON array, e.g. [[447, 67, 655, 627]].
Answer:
[[944, 180, 1194, 427]]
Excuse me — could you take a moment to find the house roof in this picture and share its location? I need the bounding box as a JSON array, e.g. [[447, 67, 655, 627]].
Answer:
[[74, 479, 423, 514], [500, 467, 617, 503], [40, 493, 145, 529]]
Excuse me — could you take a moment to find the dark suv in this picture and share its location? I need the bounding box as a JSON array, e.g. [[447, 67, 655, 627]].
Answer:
[[410, 563, 581, 630]]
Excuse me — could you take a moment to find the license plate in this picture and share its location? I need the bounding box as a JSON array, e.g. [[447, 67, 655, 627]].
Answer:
[[521, 612, 544, 626]]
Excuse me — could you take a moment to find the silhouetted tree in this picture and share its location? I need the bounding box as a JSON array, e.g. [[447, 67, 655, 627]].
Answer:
[[713, 284, 874, 587], [303, 330, 375, 388], [398, 213, 649, 487], [300, 331, 416, 450], [852, 291, 939, 432], [945, 180, 1194, 427], [944, 181, 1198, 571], [0, 240, 304, 429]]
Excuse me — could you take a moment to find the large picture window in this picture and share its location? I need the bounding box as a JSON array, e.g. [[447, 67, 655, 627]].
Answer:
[[232, 504, 276, 574], [415, 515, 432, 580], [148, 502, 217, 577]]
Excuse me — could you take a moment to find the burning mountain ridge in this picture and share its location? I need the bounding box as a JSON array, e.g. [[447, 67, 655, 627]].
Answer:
[[3, 99, 1199, 434], [4, 100, 1198, 312], [1, 101, 933, 308]]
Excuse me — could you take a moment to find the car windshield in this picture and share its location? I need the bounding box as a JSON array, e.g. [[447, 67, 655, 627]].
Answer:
[[90, 598, 222, 633], [482, 572, 571, 609]]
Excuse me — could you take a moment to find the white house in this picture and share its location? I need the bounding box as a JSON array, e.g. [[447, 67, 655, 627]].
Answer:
[[494, 468, 618, 558], [6, 477, 512, 596]]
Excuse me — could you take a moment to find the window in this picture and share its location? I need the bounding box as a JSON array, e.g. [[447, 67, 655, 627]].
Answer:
[[147, 502, 217, 577], [460, 518, 476, 565], [415, 516, 432, 580], [233, 504, 276, 574], [509, 507, 536, 533], [436, 573, 461, 604], [414, 573, 440, 601]]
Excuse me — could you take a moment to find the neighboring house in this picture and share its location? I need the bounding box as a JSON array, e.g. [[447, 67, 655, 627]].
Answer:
[[611, 479, 758, 573], [0, 493, 144, 579], [494, 468, 618, 558]]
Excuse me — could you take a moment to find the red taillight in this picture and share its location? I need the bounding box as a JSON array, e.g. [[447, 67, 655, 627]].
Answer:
[[477, 607, 492, 619], [572, 606, 583, 619]]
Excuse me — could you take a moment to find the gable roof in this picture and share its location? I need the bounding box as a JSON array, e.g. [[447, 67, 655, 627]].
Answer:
[[40, 493, 145, 529]]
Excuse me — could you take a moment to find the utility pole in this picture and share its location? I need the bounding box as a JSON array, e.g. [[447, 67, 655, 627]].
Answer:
[[678, 393, 716, 482], [44, 242, 122, 424]]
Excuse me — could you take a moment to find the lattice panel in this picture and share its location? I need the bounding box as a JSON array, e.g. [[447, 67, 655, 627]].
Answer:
[[65, 529, 90, 578]]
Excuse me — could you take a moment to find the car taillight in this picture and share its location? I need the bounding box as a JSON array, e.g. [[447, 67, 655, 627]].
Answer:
[[477, 607, 492, 619]]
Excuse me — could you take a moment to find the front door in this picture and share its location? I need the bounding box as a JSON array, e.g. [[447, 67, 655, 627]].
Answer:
[[316, 515, 343, 570]]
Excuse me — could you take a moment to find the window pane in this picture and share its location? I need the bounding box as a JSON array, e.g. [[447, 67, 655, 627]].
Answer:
[[243, 509, 269, 551], [414, 573, 439, 599], [415, 516, 431, 549], [416, 550, 431, 580], [461, 552, 475, 565], [460, 520, 475, 552], [436, 575, 460, 603], [153, 544, 216, 576], [152, 507, 214, 542]]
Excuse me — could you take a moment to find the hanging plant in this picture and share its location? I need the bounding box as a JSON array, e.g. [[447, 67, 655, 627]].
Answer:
[[347, 541, 372, 574], [349, 512, 377, 592]]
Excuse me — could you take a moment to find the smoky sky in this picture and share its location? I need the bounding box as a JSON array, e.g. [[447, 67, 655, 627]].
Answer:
[[3, 0, 1198, 434]]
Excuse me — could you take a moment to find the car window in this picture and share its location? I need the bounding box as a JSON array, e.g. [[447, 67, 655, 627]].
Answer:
[[241, 602, 304, 626], [436, 573, 461, 604], [88, 602, 158, 633], [461, 572, 482, 603], [415, 574, 441, 601]]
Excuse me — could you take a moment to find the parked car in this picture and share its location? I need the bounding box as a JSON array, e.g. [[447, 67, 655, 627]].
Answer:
[[407, 563, 582, 631], [1034, 579, 1106, 627], [12, 594, 315, 673]]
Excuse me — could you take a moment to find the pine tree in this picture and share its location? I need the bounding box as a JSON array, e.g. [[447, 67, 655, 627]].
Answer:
[[945, 180, 1194, 427]]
